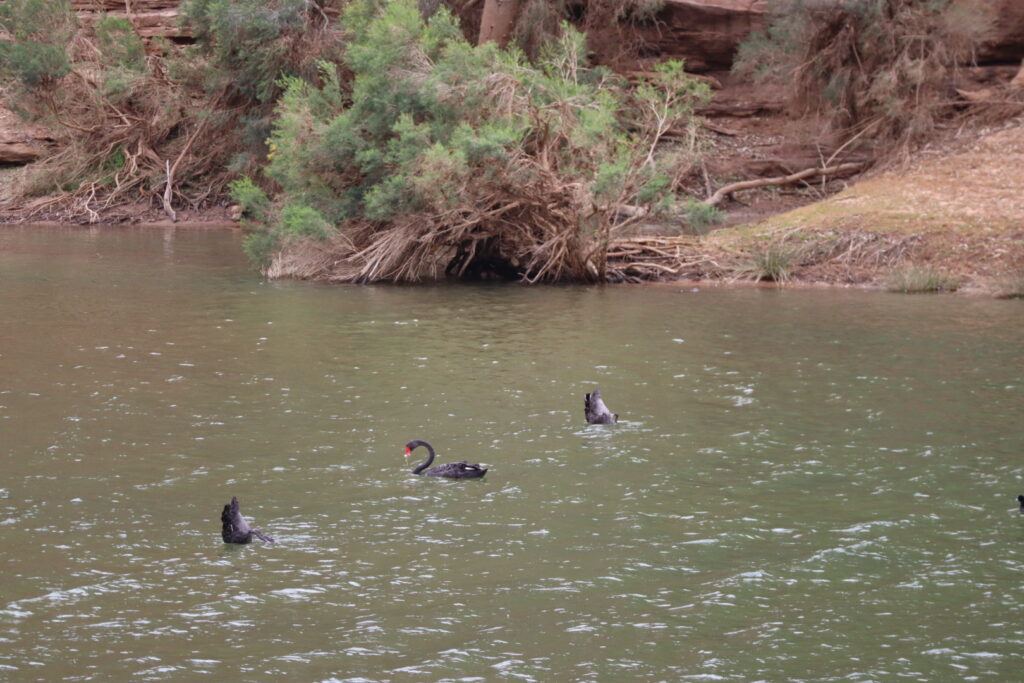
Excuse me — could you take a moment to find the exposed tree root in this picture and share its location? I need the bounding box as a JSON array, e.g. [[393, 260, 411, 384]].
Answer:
[[597, 228, 926, 284], [268, 175, 591, 283]]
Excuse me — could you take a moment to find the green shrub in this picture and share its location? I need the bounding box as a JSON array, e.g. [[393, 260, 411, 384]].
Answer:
[[242, 229, 280, 269], [885, 265, 959, 293], [102, 146, 126, 173], [277, 203, 333, 240], [0, 42, 70, 87], [259, 1, 711, 281], [95, 15, 146, 71], [231, 178, 335, 268], [679, 198, 724, 235], [228, 176, 270, 221], [181, 0, 343, 104], [93, 19, 146, 104], [0, 0, 74, 87]]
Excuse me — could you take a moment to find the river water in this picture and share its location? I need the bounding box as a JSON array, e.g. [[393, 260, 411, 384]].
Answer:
[[1, 225, 1022, 680]]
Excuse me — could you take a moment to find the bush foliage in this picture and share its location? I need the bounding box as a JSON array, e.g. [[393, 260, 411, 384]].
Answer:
[[253, 0, 709, 281], [0, 0, 344, 220], [180, 0, 344, 104], [734, 0, 991, 145], [1, 0, 711, 282], [0, 0, 74, 87]]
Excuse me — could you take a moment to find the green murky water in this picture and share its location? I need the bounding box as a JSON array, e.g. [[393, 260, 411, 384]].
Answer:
[[1, 225, 1022, 680]]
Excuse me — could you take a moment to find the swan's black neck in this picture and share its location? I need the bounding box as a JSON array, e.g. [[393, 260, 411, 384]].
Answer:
[[408, 440, 436, 475]]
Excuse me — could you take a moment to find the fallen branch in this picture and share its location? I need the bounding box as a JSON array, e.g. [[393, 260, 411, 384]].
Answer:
[[162, 160, 176, 222], [622, 261, 679, 274], [705, 162, 866, 206]]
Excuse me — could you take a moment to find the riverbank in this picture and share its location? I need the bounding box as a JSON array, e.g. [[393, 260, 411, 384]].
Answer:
[[6, 115, 1022, 296], [601, 118, 1024, 296], [1, 1, 1021, 295], [255, 117, 1024, 295], [2, 75, 1021, 296]]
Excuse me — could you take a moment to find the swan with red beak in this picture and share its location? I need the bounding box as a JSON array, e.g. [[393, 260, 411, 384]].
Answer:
[[404, 440, 487, 479]]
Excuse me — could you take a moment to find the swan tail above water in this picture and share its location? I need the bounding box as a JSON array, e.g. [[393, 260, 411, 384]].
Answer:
[[221, 496, 276, 544], [584, 387, 618, 425]]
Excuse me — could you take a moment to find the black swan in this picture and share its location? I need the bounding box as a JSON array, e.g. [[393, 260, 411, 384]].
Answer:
[[404, 440, 487, 479], [221, 496, 275, 544], [1018, 495, 1024, 514], [584, 387, 618, 424]]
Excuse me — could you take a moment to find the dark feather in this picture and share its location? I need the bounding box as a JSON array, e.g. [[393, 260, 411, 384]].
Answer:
[[406, 440, 487, 479], [221, 496, 275, 544], [584, 387, 618, 424]]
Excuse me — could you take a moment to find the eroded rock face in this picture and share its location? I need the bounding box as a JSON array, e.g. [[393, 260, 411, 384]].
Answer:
[[71, 0, 190, 39], [58, 0, 1024, 67], [63, 0, 1024, 71], [645, 1, 1024, 72], [625, 0, 768, 73], [0, 110, 48, 165], [964, 0, 1024, 62], [0, 140, 43, 164]]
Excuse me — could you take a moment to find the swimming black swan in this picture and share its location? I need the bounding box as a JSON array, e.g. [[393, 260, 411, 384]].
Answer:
[[405, 440, 487, 479], [584, 387, 618, 424], [1018, 494, 1024, 514], [221, 496, 275, 544]]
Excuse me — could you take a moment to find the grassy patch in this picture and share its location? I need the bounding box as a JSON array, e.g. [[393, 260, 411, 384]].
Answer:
[[734, 244, 797, 283], [885, 265, 959, 293], [988, 271, 1024, 299], [679, 198, 724, 235]]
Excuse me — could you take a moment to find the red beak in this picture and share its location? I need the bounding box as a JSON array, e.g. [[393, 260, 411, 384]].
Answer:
[[404, 447, 411, 456]]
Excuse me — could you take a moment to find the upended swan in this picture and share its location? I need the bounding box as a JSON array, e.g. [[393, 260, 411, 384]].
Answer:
[[221, 496, 275, 543], [584, 387, 618, 424], [404, 440, 487, 479]]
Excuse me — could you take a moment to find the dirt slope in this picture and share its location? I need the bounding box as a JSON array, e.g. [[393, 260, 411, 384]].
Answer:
[[702, 120, 1024, 289]]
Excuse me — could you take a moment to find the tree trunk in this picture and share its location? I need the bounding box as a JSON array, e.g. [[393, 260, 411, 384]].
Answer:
[[478, 0, 521, 46]]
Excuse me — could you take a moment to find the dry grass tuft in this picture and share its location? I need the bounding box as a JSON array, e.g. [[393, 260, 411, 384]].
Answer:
[[980, 270, 1024, 299], [885, 264, 960, 293]]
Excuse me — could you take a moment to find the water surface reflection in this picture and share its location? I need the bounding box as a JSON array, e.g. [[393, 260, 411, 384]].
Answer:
[[1, 226, 1022, 680]]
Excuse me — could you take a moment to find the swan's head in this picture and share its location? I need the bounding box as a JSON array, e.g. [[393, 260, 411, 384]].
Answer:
[[404, 439, 431, 462], [404, 441, 420, 462]]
